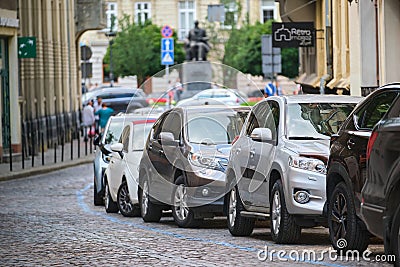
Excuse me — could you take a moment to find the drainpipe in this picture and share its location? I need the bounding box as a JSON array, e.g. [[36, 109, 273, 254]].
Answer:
[[320, 0, 333, 94], [374, 0, 380, 86]]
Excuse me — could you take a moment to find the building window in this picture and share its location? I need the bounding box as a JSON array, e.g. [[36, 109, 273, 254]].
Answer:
[[106, 2, 118, 30], [178, 0, 196, 40], [135, 2, 151, 24], [261, 0, 275, 23], [222, 0, 238, 29]]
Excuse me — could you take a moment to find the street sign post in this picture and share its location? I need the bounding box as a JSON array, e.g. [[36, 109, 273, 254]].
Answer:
[[161, 25, 174, 38], [261, 34, 281, 79], [161, 38, 174, 65]]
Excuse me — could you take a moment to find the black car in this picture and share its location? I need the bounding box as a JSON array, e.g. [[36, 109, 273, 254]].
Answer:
[[325, 83, 400, 252], [138, 106, 249, 228], [82, 87, 148, 114], [361, 95, 400, 263]]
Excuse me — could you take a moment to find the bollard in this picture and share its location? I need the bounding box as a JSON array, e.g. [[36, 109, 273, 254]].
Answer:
[[41, 132, 44, 166], [61, 131, 64, 162], [78, 132, 80, 158], [90, 136, 93, 154], [54, 140, 57, 163], [71, 131, 73, 160], [31, 130, 35, 167]]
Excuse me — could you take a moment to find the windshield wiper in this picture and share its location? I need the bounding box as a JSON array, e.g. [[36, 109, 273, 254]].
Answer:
[[288, 136, 329, 140]]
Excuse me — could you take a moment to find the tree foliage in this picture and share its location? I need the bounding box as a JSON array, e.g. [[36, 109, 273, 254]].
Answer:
[[223, 20, 299, 78], [103, 16, 185, 86]]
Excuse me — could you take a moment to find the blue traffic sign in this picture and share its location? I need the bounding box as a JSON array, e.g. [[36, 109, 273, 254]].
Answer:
[[161, 38, 174, 52], [161, 51, 174, 65], [161, 25, 174, 38]]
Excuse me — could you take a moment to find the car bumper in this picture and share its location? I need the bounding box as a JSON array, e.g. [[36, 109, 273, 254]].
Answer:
[[284, 167, 326, 215], [360, 203, 384, 239]]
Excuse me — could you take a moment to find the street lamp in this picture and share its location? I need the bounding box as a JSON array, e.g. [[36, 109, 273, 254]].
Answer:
[[105, 30, 116, 87]]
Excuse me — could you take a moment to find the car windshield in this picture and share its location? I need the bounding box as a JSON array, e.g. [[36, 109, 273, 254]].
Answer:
[[132, 123, 153, 150], [287, 103, 356, 139], [187, 111, 246, 145], [103, 120, 124, 145]]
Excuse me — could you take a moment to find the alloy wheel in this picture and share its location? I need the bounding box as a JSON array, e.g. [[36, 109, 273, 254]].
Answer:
[[174, 184, 189, 221], [271, 190, 281, 235], [331, 192, 348, 243], [141, 181, 149, 216], [104, 183, 110, 209], [118, 183, 133, 214], [228, 189, 237, 227]]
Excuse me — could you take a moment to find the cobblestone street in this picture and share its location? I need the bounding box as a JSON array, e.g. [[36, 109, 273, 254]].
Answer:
[[0, 164, 391, 266]]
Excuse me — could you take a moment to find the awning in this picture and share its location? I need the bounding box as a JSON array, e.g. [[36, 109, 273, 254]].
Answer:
[[326, 77, 350, 95]]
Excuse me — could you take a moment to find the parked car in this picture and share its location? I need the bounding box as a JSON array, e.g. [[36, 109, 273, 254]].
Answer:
[[361, 94, 400, 262], [82, 87, 148, 114], [325, 83, 400, 252], [103, 116, 159, 215], [138, 106, 250, 227], [226, 95, 362, 244], [177, 89, 249, 106], [93, 113, 147, 206], [146, 91, 169, 106]]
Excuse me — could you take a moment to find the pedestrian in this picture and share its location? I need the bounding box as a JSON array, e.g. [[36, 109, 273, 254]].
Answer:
[[81, 100, 95, 141], [264, 81, 277, 97], [174, 78, 183, 101], [95, 103, 114, 133], [275, 81, 286, 96], [93, 96, 102, 133]]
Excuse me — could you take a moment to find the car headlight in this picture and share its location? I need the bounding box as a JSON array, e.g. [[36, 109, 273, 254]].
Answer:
[[189, 152, 227, 170], [289, 156, 326, 174]]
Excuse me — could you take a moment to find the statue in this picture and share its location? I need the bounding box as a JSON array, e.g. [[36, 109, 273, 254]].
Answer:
[[186, 21, 210, 61]]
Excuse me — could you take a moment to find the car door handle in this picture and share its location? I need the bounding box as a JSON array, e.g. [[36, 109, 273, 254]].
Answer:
[[347, 139, 355, 149], [236, 148, 241, 153], [250, 150, 255, 158], [149, 145, 153, 151], [159, 150, 164, 155], [111, 160, 115, 164]]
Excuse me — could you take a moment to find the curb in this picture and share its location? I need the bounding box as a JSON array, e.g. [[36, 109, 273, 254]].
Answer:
[[0, 156, 94, 182]]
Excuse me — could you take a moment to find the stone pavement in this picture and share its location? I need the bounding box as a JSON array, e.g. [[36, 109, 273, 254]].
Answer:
[[0, 136, 94, 181]]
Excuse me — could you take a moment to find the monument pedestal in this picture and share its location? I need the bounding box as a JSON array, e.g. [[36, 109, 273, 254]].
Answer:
[[181, 61, 212, 99]]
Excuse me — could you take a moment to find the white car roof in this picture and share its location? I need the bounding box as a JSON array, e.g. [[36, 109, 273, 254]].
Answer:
[[265, 94, 364, 104]]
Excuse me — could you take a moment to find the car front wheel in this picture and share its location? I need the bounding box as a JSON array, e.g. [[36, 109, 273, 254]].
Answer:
[[139, 179, 162, 222], [227, 186, 255, 236], [104, 180, 118, 213], [172, 176, 202, 228], [270, 180, 301, 244], [328, 182, 369, 252], [117, 181, 140, 217]]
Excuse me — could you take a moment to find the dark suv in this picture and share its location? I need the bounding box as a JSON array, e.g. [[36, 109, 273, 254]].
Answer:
[[325, 83, 400, 252], [138, 106, 249, 228], [361, 95, 400, 262]]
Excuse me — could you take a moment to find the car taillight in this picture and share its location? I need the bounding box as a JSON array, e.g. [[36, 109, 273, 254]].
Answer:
[[232, 135, 240, 145], [366, 131, 378, 160]]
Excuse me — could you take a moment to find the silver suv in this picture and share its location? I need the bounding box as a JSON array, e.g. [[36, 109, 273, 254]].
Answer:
[[226, 95, 362, 244]]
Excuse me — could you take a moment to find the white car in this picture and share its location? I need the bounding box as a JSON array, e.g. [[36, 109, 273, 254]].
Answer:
[[103, 115, 158, 216], [177, 88, 248, 106], [226, 95, 363, 243]]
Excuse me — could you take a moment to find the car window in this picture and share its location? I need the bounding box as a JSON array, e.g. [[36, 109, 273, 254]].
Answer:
[[355, 92, 399, 129], [287, 102, 356, 138], [132, 123, 154, 150], [245, 102, 275, 138], [103, 120, 124, 145], [152, 113, 168, 140], [119, 125, 130, 152], [386, 95, 400, 119], [161, 111, 182, 140]]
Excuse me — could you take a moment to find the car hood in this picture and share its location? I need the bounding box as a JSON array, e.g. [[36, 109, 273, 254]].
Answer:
[[285, 139, 330, 157]]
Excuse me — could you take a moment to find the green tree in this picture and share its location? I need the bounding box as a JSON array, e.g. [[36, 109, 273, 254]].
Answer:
[[103, 16, 185, 87], [223, 20, 299, 78]]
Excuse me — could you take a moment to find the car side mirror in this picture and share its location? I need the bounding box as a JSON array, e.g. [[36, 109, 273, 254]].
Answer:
[[93, 134, 101, 146], [110, 143, 124, 158], [250, 128, 272, 142], [159, 132, 177, 146]]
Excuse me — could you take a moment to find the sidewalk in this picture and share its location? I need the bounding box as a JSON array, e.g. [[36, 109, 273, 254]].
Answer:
[[0, 137, 95, 181]]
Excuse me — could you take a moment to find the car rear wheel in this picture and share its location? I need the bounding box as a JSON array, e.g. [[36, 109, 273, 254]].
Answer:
[[93, 178, 104, 206], [172, 176, 202, 228], [270, 180, 301, 244], [328, 182, 369, 252], [117, 181, 140, 217], [139, 179, 162, 222], [227, 186, 255, 236], [104, 180, 118, 213]]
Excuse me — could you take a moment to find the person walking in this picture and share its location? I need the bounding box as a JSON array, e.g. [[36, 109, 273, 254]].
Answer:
[[82, 100, 95, 141], [95, 103, 114, 133], [93, 96, 102, 133]]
